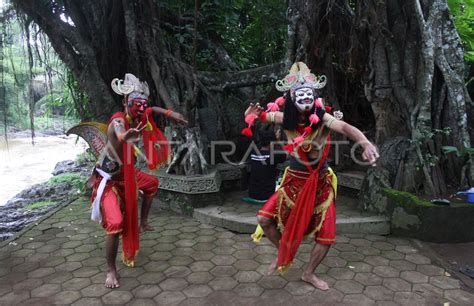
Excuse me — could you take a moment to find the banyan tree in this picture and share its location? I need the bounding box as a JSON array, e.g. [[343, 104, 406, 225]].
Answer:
[[10, 0, 473, 201]]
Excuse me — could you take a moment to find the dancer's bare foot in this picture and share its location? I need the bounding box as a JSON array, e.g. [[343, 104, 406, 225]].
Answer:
[[140, 223, 154, 233], [267, 258, 278, 276], [105, 270, 120, 289], [301, 273, 329, 291]]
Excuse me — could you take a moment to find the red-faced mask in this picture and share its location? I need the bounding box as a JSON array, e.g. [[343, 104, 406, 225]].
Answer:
[[127, 98, 148, 119]]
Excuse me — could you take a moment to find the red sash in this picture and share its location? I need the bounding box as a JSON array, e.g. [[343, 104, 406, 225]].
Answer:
[[108, 111, 169, 266], [277, 134, 331, 272]]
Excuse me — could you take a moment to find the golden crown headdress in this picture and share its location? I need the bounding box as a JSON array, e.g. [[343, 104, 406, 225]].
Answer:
[[111, 73, 150, 98], [275, 62, 327, 92]]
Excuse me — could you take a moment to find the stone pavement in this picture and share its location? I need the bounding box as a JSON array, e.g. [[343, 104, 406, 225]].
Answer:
[[0, 198, 473, 305]]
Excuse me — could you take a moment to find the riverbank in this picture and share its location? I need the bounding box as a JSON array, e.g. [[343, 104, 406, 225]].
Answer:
[[0, 157, 94, 241]]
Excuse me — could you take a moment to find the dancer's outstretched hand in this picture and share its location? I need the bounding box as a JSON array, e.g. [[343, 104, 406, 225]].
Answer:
[[170, 112, 188, 125], [362, 143, 380, 166], [245, 103, 264, 117]]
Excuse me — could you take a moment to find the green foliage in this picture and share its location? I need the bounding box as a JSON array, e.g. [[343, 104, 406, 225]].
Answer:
[[383, 188, 434, 207], [1, 16, 85, 133], [23, 200, 57, 210], [442, 145, 474, 157], [158, 0, 287, 69], [48, 173, 86, 193], [75, 151, 96, 165], [448, 0, 474, 61]]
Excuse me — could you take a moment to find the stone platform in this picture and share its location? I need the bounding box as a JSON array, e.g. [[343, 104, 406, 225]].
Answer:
[[194, 191, 390, 235], [0, 197, 472, 305]]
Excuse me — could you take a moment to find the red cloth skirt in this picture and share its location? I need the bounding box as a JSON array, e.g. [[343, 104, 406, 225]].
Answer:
[[258, 168, 336, 244], [91, 169, 159, 234]]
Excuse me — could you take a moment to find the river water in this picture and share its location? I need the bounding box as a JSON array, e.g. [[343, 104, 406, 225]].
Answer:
[[0, 135, 88, 206]]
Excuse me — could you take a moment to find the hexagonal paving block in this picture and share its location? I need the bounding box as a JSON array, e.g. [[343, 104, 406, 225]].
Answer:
[[400, 271, 429, 284], [284, 281, 315, 296], [389, 260, 416, 271], [182, 284, 213, 298], [383, 278, 412, 292], [373, 266, 400, 278], [444, 289, 474, 304], [393, 291, 426, 304], [372, 241, 395, 251], [164, 266, 192, 278], [132, 284, 162, 298], [189, 261, 215, 272], [27, 267, 56, 278], [327, 267, 355, 280], [168, 256, 193, 266], [211, 255, 236, 266], [174, 239, 197, 248], [405, 253, 431, 265], [334, 280, 364, 294], [12, 278, 43, 291], [357, 246, 380, 256], [347, 261, 373, 273], [234, 283, 264, 297], [102, 290, 133, 304], [380, 250, 405, 260], [81, 284, 113, 297], [339, 251, 364, 262], [395, 245, 418, 254], [363, 256, 389, 266], [354, 273, 383, 286], [323, 257, 347, 268], [412, 283, 443, 300], [235, 271, 262, 283], [143, 261, 169, 273], [154, 243, 175, 252], [214, 246, 236, 255], [73, 267, 100, 278], [0, 290, 30, 304], [233, 249, 258, 260], [154, 290, 186, 305], [342, 293, 375, 304], [429, 276, 461, 289], [258, 275, 288, 289], [12, 262, 39, 273], [363, 285, 394, 301], [190, 251, 214, 261], [139, 272, 167, 285], [62, 278, 91, 290], [350, 238, 372, 247], [232, 259, 259, 271], [66, 253, 90, 262], [44, 271, 73, 284], [31, 283, 62, 298], [53, 291, 81, 304], [209, 276, 239, 291], [333, 243, 356, 252], [416, 264, 444, 276], [55, 261, 82, 272], [192, 243, 215, 251], [255, 254, 275, 264], [171, 247, 194, 257], [158, 277, 189, 291], [210, 265, 238, 277], [186, 272, 214, 284]]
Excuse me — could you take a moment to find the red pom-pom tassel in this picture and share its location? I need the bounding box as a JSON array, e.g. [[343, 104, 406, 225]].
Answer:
[[303, 126, 313, 135], [284, 144, 294, 153], [241, 127, 253, 137]]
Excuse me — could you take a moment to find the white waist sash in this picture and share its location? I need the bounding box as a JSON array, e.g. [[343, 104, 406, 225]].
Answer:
[[91, 168, 112, 223]]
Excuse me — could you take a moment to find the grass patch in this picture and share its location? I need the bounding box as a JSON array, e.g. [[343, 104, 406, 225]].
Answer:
[[48, 173, 86, 193], [24, 200, 57, 210], [383, 188, 434, 207]]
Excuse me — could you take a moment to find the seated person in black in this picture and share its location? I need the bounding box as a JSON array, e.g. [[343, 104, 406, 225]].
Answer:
[[247, 129, 287, 201]]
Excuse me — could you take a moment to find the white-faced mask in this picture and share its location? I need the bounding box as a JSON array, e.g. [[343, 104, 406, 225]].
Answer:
[[293, 88, 315, 112]]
